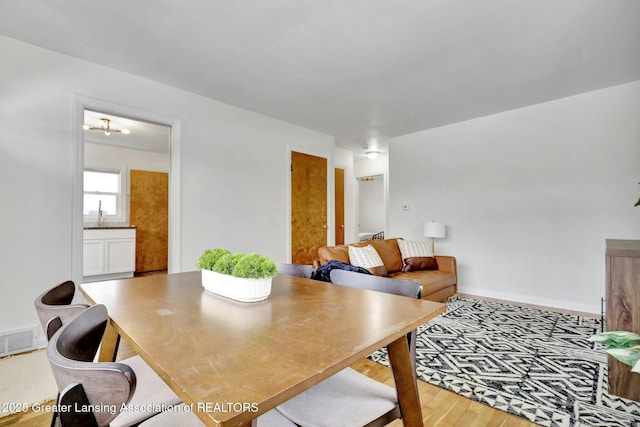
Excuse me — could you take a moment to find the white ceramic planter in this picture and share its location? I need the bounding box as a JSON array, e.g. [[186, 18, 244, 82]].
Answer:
[[201, 269, 272, 302]]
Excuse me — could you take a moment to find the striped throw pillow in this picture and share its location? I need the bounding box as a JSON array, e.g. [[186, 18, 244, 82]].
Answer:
[[397, 240, 433, 258], [348, 245, 387, 276]]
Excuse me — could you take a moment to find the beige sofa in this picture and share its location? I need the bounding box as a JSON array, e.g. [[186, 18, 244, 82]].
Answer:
[[314, 238, 457, 302]]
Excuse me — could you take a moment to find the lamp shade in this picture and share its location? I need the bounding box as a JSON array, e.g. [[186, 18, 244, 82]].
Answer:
[[423, 221, 445, 238]]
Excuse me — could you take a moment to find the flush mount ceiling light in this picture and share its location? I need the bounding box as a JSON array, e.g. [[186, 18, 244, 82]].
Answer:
[[83, 118, 130, 136], [362, 143, 380, 160], [365, 151, 379, 160]]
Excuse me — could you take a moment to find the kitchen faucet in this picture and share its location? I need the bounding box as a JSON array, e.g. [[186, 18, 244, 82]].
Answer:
[[97, 200, 103, 227]]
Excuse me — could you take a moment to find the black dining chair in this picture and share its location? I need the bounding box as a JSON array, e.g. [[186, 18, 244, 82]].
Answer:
[[276, 262, 315, 279], [275, 269, 423, 427]]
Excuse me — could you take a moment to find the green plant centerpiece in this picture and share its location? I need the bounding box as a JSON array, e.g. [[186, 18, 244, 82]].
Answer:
[[197, 248, 277, 302], [589, 331, 640, 373]]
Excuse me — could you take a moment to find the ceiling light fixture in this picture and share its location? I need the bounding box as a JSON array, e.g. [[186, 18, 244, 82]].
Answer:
[[365, 151, 379, 160], [83, 118, 130, 136]]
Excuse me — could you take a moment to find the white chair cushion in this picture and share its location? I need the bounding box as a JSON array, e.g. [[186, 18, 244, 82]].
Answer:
[[138, 403, 296, 426], [277, 367, 398, 427], [111, 355, 183, 427], [257, 409, 298, 426]]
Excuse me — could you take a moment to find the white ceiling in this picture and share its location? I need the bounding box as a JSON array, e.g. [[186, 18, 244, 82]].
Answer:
[[2, 1, 639, 159]]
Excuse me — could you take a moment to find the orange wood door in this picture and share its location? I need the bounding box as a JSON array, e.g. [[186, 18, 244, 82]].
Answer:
[[291, 152, 327, 265], [335, 167, 345, 245], [130, 170, 168, 273]]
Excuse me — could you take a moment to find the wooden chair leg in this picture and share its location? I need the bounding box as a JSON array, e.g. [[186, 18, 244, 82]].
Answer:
[[387, 337, 423, 427], [97, 320, 120, 362]]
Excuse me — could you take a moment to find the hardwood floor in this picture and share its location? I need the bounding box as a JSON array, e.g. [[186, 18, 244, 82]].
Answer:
[[3, 293, 574, 426], [352, 358, 538, 427], [0, 360, 537, 427]]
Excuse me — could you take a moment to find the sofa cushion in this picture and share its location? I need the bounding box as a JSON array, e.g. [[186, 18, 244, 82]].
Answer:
[[348, 245, 387, 276], [403, 256, 438, 271], [318, 245, 350, 265], [369, 239, 403, 274], [390, 270, 455, 295]]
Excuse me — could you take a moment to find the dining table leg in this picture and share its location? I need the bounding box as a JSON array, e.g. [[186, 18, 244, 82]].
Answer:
[[97, 319, 121, 362], [387, 336, 423, 427]]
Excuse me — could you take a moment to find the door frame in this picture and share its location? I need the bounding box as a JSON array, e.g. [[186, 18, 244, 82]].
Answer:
[[71, 96, 182, 283]]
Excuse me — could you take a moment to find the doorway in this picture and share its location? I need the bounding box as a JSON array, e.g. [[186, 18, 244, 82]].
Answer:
[[357, 174, 385, 241], [83, 111, 171, 277], [71, 96, 181, 283]]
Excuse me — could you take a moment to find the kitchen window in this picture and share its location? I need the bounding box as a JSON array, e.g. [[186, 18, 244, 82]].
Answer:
[[84, 168, 123, 222]]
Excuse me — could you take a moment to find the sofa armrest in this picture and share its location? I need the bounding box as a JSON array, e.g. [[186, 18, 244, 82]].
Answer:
[[435, 256, 457, 276]]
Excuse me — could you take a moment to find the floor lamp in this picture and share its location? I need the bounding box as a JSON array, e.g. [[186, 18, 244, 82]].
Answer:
[[423, 221, 445, 255]]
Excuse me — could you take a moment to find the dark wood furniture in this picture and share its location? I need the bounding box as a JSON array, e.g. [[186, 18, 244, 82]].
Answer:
[[80, 271, 446, 427], [606, 239, 640, 401]]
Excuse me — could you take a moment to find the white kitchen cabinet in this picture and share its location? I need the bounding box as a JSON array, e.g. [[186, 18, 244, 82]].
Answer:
[[83, 227, 136, 282]]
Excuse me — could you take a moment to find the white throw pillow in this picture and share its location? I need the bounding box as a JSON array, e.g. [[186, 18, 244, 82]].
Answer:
[[397, 240, 434, 259], [348, 245, 387, 276]]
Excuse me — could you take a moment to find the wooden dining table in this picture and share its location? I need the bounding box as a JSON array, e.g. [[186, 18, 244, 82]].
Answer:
[[80, 271, 446, 427]]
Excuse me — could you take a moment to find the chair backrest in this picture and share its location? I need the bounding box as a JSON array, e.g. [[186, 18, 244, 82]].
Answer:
[[34, 281, 89, 340], [329, 269, 422, 299], [329, 269, 423, 370], [47, 304, 136, 427], [277, 262, 315, 279]]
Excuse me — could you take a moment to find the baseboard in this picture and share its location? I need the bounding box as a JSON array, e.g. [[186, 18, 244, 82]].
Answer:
[[457, 285, 600, 317]]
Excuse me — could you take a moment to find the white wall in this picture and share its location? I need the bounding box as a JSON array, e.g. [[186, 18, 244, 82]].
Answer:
[[0, 36, 334, 337], [389, 81, 640, 313], [84, 143, 170, 175]]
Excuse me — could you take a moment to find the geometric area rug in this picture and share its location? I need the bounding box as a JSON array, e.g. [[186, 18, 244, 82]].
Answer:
[[369, 297, 640, 427]]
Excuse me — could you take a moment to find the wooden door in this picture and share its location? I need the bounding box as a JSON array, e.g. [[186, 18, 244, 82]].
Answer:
[[291, 152, 327, 265], [130, 170, 168, 273], [335, 167, 345, 245]]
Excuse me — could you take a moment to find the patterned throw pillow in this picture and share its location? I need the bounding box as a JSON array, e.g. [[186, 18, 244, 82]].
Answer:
[[397, 240, 433, 258], [397, 240, 438, 271], [348, 245, 387, 276]]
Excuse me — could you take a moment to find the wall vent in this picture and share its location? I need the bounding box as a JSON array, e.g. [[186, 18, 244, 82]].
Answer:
[[0, 327, 38, 357]]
